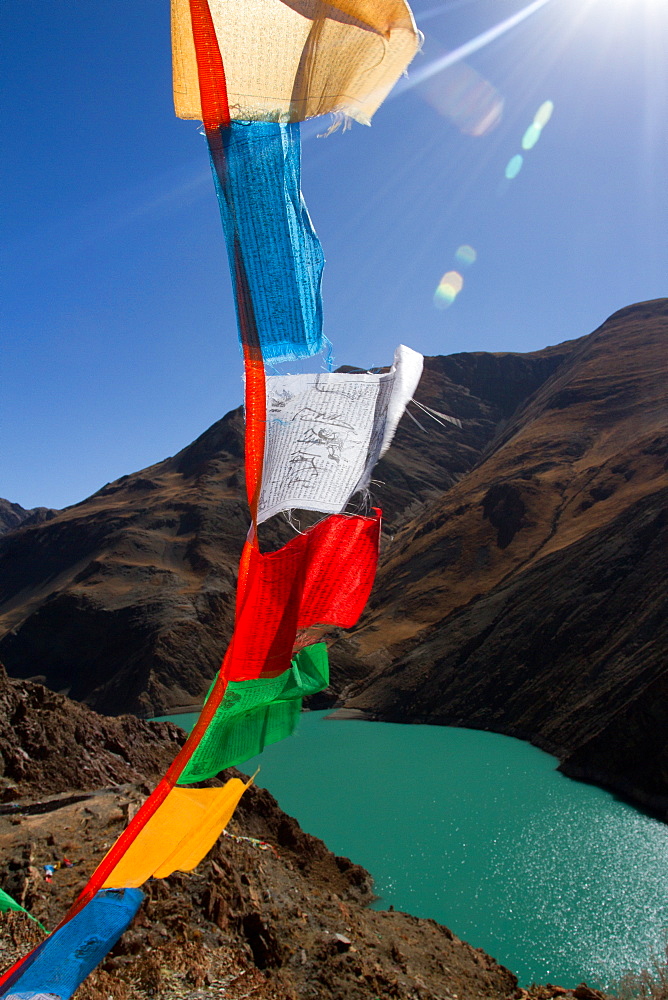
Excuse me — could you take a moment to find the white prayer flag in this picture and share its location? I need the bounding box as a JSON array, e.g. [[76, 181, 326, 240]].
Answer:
[[256, 345, 423, 524]]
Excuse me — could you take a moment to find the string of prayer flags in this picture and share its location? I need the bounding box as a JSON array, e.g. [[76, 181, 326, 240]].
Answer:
[[172, 0, 420, 126], [258, 345, 424, 523], [27, 512, 379, 943], [0, 889, 46, 934], [178, 643, 329, 784], [223, 831, 278, 855], [102, 778, 251, 889], [4, 889, 143, 1000], [1, 0, 422, 992]]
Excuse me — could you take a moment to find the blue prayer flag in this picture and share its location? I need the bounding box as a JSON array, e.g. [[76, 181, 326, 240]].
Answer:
[[4, 889, 143, 1000], [208, 121, 329, 365]]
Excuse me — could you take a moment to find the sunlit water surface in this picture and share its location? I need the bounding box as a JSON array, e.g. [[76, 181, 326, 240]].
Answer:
[[165, 710, 668, 988]]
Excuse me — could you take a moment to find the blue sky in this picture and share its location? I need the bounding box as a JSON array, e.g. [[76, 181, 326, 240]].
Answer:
[[2, 0, 667, 510]]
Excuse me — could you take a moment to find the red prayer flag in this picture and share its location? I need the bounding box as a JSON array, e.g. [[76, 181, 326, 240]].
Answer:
[[227, 510, 381, 682]]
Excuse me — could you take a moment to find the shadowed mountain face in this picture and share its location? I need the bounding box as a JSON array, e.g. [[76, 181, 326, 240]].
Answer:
[[331, 299, 668, 815], [1, 299, 667, 813], [0, 410, 248, 716]]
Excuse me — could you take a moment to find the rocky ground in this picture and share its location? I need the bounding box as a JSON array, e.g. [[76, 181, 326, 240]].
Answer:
[[0, 669, 608, 1000]]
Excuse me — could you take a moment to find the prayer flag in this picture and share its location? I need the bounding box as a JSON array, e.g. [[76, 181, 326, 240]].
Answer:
[[102, 779, 250, 888], [258, 345, 423, 523], [178, 643, 329, 784], [172, 0, 420, 125], [4, 889, 143, 1000], [227, 510, 381, 682], [210, 121, 327, 364], [0, 889, 46, 933]]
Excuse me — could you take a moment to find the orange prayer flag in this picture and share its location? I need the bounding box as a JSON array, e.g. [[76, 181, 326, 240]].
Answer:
[[102, 779, 250, 889]]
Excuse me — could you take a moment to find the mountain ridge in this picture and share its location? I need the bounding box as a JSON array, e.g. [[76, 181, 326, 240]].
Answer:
[[0, 499, 57, 537]]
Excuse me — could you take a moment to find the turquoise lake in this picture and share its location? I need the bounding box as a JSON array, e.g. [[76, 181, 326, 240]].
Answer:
[[165, 710, 668, 989]]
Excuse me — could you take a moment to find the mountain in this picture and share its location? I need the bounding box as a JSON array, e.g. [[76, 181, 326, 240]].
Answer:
[[0, 342, 569, 717], [0, 499, 56, 537], [0, 299, 666, 814], [329, 299, 668, 816]]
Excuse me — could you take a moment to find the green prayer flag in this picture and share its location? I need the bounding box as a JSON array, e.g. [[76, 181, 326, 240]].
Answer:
[[0, 887, 47, 932], [178, 643, 329, 785], [0, 887, 23, 914]]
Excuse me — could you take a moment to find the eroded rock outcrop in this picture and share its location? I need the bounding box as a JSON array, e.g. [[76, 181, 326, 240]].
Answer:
[[0, 663, 184, 800]]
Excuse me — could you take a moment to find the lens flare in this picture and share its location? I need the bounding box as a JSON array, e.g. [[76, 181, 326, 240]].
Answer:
[[521, 122, 542, 150], [505, 154, 524, 179], [455, 244, 477, 266], [513, 100, 553, 163], [534, 100, 554, 128], [395, 0, 554, 96], [434, 270, 464, 309], [422, 62, 503, 137]]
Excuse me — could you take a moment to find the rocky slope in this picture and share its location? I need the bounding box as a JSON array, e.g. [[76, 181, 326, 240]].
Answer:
[[0, 343, 569, 717], [330, 299, 668, 816], [0, 663, 184, 802], [0, 666, 557, 1000]]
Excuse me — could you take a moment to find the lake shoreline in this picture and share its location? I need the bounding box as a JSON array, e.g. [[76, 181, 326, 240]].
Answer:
[[152, 706, 668, 822], [158, 709, 668, 989]]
